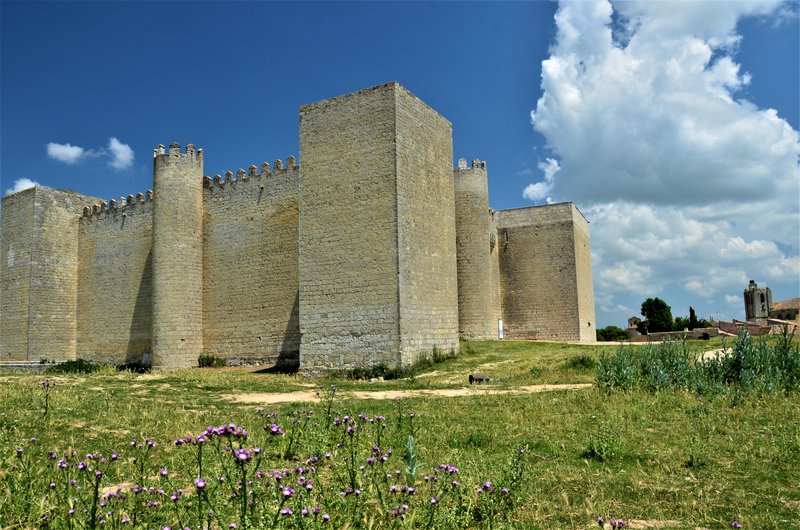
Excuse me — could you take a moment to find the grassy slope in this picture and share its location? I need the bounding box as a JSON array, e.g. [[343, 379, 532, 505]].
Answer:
[[0, 338, 798, 528]]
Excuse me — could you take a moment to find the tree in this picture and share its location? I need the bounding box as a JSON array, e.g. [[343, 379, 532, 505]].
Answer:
[[673, 316, 690, 331], [596, 325, 629, 341], [689, 306, 698, 330], [640, 297, 673, 333]]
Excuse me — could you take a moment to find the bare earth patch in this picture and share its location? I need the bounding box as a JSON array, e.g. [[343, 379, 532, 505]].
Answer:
[[626, 520, 683, 529], [224, 383, 591, 404]]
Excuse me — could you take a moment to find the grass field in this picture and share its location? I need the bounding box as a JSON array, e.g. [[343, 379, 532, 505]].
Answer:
[[1, 336, 798, 529]]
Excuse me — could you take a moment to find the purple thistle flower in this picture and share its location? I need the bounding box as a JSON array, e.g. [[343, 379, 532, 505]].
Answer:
[[95, 471, 103, 478], [282, 486, 295, 497], [731, 523, 742, 529], [501, 487, 509, 494], [430, 496, 439, 504], [322, 514, 330, 522], [281, 507, 293, 516], [160, 467, 168, 477], [195, 478, 206, 489], [14, 447, 23, 456]]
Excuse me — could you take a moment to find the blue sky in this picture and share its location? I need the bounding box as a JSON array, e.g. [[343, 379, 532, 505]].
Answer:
[[2, 1, 798, 328]]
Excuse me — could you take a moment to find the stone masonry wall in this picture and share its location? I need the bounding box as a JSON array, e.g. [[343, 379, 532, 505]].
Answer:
[[0, 187, 96, 362], [77, 196, 153, 365], [202, 161, 300, 368], [395, 85, 460, 363], [497, 203, 588, 341], [572, 207, 596, 341], [299, 83, 402, 372], [0, 189, 35, 361], [453, 160, 501, 340]]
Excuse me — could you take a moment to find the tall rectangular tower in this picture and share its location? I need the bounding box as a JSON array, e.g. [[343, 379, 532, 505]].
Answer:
[[298, 82, 459, 372]]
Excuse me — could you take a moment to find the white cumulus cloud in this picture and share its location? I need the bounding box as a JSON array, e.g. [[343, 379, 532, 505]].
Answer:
[[46, 142, 87, 164], [4, 178, 40, 197], [527, 0, 799, 327], [45, 138, 134, 170], [107, 137, 134, 170]]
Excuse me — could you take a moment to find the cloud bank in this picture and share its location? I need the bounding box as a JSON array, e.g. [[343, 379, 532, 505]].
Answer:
[[528, 0, 799, 326], [46, 138, 134, 170]]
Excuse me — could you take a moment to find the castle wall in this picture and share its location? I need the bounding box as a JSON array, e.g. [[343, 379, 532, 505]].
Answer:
[[395, 86, 460, 363], [299, 83, 402, 371], [202, 162, 300, 367], [77, 198, 154, 365], [1, 189, 35, 361], [572, 207, 596, 341], [453, 160, 501, 340], [496, 203, 593, 341]]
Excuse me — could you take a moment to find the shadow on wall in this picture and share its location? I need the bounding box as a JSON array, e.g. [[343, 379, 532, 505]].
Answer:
[[273, 289, 300, 373], [126, 249, 153, 367]]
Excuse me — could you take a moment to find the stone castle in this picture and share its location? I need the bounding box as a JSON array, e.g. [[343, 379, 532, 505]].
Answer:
[[0, 83, 596, 371]]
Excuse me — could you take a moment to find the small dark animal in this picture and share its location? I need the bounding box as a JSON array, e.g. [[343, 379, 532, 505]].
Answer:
[[469, 374, 490, 384]]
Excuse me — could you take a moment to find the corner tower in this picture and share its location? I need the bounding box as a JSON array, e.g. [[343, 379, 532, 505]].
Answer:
[[299, 82, 460, 372], [151, 142, 204, 368], [453, 159, 501, 339]]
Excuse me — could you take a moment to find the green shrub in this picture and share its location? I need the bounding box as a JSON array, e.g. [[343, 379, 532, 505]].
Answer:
[[582, 419, 618, 462], [344, 346, 457, 380], [45, 359, 100, 374], [566, 354, 597, 370], [596, 330, 800, 394], [198, 353, 226, 368], [596, 325, 629, 341]]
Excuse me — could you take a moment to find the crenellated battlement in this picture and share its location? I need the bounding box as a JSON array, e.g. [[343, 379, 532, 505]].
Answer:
[[153, 141, 204, 162], [203, 156, 299, 190], [454, 158, 487, 172], [81, 189, 154, 219]]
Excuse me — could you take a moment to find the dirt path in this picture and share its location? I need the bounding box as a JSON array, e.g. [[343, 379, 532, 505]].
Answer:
[[224, 383, 591, 405]]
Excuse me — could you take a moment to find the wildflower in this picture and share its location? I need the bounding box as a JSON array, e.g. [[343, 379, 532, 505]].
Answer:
[[281, 507, 293, 516], [430, 496, 439, 504], [95, 470, 103, 478], [731, 523, 742, 529], [501, 487, 509, 494], [598, 516, 604, 526], [282, 486, 295, 497], [14, 447, 23, 456], [195, 478, 206, 489], [160, 467, 168, 477], [228, 524, 237, 529], [322, 514, 330, 522]]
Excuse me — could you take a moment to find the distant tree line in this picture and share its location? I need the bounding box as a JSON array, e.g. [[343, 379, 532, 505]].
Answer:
[[596, 298, 711, 341]]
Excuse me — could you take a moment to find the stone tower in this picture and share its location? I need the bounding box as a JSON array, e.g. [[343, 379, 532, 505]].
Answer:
[[453, 159, 502, 339], [298, 82, 460, 372], [744, 280, 772, 324], [151, 142, 204, 368]]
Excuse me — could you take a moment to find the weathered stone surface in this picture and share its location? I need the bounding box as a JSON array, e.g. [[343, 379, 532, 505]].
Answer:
[[496, 203, 596, 341], [203, 162, 299, 368]]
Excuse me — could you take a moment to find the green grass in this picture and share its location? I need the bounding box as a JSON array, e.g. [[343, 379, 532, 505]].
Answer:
[[0, 336, 798, 528]]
